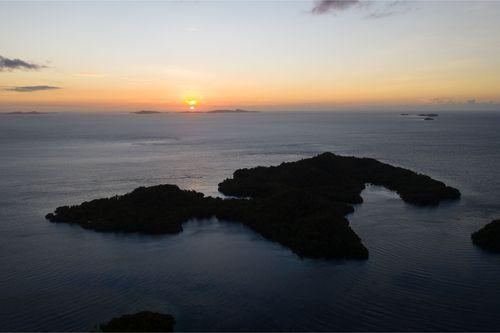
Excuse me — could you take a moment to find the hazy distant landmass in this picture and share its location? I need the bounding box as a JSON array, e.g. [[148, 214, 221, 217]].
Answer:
[[2, 111, 53, 115], [132, 110, 164, 115], [207, 109, 258, 113], [419, 113, 439, 117]]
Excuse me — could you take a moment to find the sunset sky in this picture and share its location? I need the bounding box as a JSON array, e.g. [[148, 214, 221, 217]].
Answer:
[[1, 1, 500, 112]]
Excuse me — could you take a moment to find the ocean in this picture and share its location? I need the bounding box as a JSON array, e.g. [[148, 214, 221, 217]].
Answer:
[[0, 111, 499, 331]]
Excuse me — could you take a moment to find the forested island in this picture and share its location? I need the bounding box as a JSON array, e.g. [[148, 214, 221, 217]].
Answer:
[[46, 153, 460, 260]]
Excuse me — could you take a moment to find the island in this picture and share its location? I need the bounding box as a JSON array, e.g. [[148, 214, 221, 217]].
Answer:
[[418, 113, 439, 117], [400, 113, 410, 116], [2, 111, 53, 115], [100, 311, 175, 332], [471, 220, 500, 253], [131, 110, 163, 115], [46, 153, 460, 260], [424, 117, 434, 120], [218, 153, 460, 206], [206, 109, 258, 113]]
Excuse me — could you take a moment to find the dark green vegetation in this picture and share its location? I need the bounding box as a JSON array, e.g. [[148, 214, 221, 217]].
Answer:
[[46, 185, 219, 234], [472, 220, 500, 253], [219, 153, 460, 206], [46, 153, 460, 260], [100, 311, 175, 332]]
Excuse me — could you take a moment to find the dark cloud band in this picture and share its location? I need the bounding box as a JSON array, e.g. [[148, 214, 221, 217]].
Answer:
[[311, 0, 410, 18], [0, 55, 45, 71], [4, 85, 61, 92], [311, 0, 360, 14]]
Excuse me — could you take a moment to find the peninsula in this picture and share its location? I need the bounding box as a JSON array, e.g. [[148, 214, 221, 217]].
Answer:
[[46, 153, 460, 260]]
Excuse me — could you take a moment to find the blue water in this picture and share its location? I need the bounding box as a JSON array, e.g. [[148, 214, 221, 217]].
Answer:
[[0, 111, 499, 331]]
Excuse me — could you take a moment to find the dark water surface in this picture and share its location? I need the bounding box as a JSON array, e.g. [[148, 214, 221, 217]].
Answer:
[[0, 111, 499, 331]]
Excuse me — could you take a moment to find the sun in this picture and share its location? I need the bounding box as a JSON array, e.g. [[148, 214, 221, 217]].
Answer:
[[184, 98, 198, 111]]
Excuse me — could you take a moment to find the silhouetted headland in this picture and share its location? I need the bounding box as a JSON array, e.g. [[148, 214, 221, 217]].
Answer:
[[100, 311, 175, 332], [219, 152, 460, 206], [46, 185, 217, 234], [46, 153, 460, 260], [472, 220, 500, 253]]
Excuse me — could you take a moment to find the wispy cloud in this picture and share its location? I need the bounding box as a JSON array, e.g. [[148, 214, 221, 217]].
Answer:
[[0, 55, 45, 71], [311, 0, 361, 15], [365, 1, 414, 19], [4, 85, 61, 92], [311, 0, 413, 18]]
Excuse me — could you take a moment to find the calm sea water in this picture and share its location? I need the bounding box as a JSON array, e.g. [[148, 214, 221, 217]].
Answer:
[[0, 111, 499, 331]]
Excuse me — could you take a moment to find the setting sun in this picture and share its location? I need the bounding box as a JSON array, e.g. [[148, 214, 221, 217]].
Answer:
[[185, 98, 198, 111]]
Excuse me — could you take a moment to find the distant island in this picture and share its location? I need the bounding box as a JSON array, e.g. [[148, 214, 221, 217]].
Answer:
[[472, 220, 500, 253], [418, 113, 439, 117], [100, 311, 175, 332], [46, 153, 460, 260], [2, 111, 53, 115], [131, 110, 164, 115], [424, 117, 435, 120], [207, 109, 258, 113]]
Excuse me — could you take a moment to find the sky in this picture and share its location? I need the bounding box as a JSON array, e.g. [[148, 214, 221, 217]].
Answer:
[[1, 0, 500, 112]]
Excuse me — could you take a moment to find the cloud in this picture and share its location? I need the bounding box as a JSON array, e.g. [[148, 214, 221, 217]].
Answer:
[[365, 1, 414, 19], [4, 85, 61, 92], [0, 55, 45, 71], [311, 0, 360, 14], [311, 0, 413, 18]]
